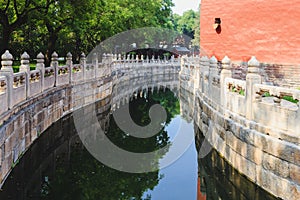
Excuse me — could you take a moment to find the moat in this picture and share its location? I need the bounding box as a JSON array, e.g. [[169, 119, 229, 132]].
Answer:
[[0, 87, 279, 200]]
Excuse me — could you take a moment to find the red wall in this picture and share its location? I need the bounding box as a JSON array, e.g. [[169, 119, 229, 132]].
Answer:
[[200, 0, 300, 64]]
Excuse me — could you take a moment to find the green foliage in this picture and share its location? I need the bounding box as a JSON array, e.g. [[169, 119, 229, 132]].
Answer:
[[191, 6, 200, 46], [230, 86, 245, 96], [12, 64, 36, 73], [283, 96, 299, 104], [239, 89, 245, 96], [172, 9, 199, 43], [262, 92, 299, 104], [263, 92, 272, 97], [175, 10, 197, 38], [0, 0, 55, 53], [0, 0, 175, 59]]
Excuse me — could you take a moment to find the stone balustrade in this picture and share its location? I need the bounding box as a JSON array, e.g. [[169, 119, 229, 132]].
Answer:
[[0, 76, 7, 114], [0, 50, 180, 121], [0, 49, 180, 187], [181, 55, 300, 199]]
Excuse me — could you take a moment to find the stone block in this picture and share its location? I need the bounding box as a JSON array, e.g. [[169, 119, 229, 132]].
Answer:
[[4, 122, 14, 138], [25, 132, 31, 149], [1, 153, 12, 179], [262, 153, 289, 178], [290, 163, 300, 185], [0, 145, 2, 166], [239, 129, 255, 146], [31, 128, 38, 142], [249, 145, 263, 165], [290, 184, 300, 200], [293, 148, 300, 167]]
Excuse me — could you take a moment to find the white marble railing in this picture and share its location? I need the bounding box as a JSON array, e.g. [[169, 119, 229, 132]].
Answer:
[[181, 55, 300, 200], [180, 55, 300, 135], [0, 50, 180, 120]]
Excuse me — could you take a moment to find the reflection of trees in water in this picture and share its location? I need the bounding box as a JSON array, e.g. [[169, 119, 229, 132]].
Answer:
[[108, 89, 180, 153], [44, 145, 161, 200], [45, 89, 180, 200], [0, 88, 180, 200]]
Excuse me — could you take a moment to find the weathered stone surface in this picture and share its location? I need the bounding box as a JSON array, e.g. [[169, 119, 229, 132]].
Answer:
[[184, 55, 300, 200], [290, 164, 300, 185]]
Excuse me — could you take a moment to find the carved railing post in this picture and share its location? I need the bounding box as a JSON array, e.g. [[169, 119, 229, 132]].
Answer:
[[80, 53, 86, 80], [220, 56, 232, 107], [209, 56, 218, 98], [112, 54, 116, 61], [171, 55, 175, 64], [0, 50, 14, 109], [118, 54, 122, 61], [66, 52, 73, 83], [50, 52, 59, 86], [92, 52, 98, 78], [36, 53, 45, 91], [246, 56, 262, 120], [193, 57, 201, 95], [106, 54, 113, 76], [19, 52, 30, 97], [200, 56, 209, 93], [102, 53, 108, 76]]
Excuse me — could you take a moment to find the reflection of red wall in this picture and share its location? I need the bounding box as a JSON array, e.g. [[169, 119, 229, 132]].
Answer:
[[197, 178, 206, 200], [200, 0, 300, 64]]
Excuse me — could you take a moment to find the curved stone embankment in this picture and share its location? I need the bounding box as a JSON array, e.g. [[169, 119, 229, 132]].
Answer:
[[0, 50, 180, 187], [0, 77, 112, 187], [181, 56, 300, 200]]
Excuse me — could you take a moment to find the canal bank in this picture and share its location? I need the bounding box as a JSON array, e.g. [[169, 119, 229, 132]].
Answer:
[[181, 56, 300, 200], [0, 80, 279, 200]]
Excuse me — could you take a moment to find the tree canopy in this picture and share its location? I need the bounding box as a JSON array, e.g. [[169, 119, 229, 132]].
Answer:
[[0, 0, 201, 61]]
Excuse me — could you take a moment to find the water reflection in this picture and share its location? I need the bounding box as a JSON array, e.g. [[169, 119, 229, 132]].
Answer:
[[195, 128, 280, 200], [0, 79, 281, 200], [0, 89, 198, 200]]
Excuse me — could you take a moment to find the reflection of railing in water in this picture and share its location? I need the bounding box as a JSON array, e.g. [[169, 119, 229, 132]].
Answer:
[[111, 74, 179, 112]]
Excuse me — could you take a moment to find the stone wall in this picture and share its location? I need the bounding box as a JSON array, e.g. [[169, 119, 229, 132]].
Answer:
[[181, 55, 300, 200], [231, 61, 300, 88], [0, 50, 180, 187]]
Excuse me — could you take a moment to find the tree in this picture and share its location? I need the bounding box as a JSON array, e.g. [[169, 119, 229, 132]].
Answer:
[[0, 0, 55, 54], [191, 5, 200, 46], [175, 10, 197, 39], [1, 0, 176, 60]]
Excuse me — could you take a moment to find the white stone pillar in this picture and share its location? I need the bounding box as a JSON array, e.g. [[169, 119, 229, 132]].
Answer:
[[200, 56, 209, 94], [0, 50, 14, 109], [36, 52, 45, 91], [246, 56, 262, 120], [80, 53, 86, 80], [66, 52, 73, 83], [50, 52, 59, 86], [19, 52, 31, 97], [209, 56, 218, 99], [92, 52, 98, 79], [220, 56, 232, 108]]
